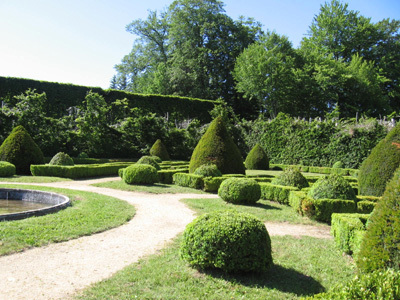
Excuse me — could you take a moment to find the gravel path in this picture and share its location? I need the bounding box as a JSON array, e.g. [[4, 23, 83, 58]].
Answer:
[[0, 177, 331, 300]]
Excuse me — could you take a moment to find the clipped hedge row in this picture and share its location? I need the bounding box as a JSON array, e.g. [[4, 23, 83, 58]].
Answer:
[[259, 183, 299, 205], [331, 213, 369, 256], [269, 164, 358, 177], [173, 173, 204, 189], [30, 162, 132, 179], [203, 177, 227, 193], [158, 168, 189, 184]]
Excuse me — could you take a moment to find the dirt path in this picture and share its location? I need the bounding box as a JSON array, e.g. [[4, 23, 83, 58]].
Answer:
[[0, 178, 331, 300]]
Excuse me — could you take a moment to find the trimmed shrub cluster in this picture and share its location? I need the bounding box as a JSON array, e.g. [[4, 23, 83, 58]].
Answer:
[[271, 166, 309, 189], [123, 164, 158, 185], [136, 156, 161, 170], [180, 210, 272, 273], [308, 174, 356, 201], [0, 161, 16, 177], [49, 152, 74, 166], [218, 178, 261, 204], [358, 122, 400, 197], [189, 116, 245, 175], [173, 173, 204, 189], [244, 143, 269, 170], [149, 139, 170, 161], [193, 164, 222, 177], [0, 125, 44, 174]]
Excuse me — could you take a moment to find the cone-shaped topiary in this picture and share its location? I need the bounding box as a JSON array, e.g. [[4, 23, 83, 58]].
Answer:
[[308, 174, 356, 201], [271, 166, 309, 189], [49, 152, 74, 166], [180, 210, 272, 273], [358, 123, 400, 196], [0, 125, 44, 175], [189, 116, 245, 174], [356, 167, 400, 273], [149, 139, 170, 161], [245, 143, 269, 170]]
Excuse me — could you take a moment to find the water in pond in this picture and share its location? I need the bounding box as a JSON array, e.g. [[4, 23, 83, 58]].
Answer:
[[0, 199, 51, 215]]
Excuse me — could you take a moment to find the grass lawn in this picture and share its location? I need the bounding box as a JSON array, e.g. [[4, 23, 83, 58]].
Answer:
[[0, 175, 72, 183], [0, 184, 135, 256], [93, 179, 206, 194]]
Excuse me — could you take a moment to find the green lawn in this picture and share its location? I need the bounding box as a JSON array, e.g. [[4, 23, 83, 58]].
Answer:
[[0, 175, 72, 183]]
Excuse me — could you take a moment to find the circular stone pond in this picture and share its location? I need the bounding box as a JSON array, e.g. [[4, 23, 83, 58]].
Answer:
[[0, 188, 70, 221]]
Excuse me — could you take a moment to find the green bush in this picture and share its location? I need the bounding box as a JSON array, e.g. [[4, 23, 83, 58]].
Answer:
[[302, 197, 357, 223], [357, 201, 376, 214], [332, 161, 344, 168], [149, 139, 170, 161], [357, 166, 400, 273], [157, 168, 188, 184], [78, 152, 89, 158], [123, 164, 158, 185], [49, 152, 74, 166], [303, 269, 400, 300], [203, 177, 227, 193], [180, 210, 273, 273], [260, 183, 299, 205], [271, 166, 309, 189], [358, 122, 400, 196], [0, 125, 44, 174], [189, 116, 245, 174], [0, 161, 16, 177], [244, 143, 269, 170], [193, 164, 222, 177], [151, 156, 162, 163], [308, 174, 357, 201], [136, 155, 161, 170], [218, 177, 261, 204], [173, 173, 204, 189]]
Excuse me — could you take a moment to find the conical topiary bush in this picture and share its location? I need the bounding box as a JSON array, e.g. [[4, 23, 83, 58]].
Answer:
[[245, 143, 269, 170], [356, 166, 400, 273], [358, 123, 400, 196], [0, 125, 44, 174], [149, 139, 170, 161], [189, 116, 245, 174]]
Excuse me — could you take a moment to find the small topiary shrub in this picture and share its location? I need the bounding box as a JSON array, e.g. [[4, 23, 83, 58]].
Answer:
[[332, 161, 344, 169], [0, 125, 44, 175], [218, 177, 261, 204], [245, 143, 269, 170], [49, 152, 74, 166], [358, 122, 400, 196], [136, 155, 161, 170], [308, 174, 356, 201], [123, 164, 158, 185], [189, 116, 245, 174], [193, 164, 222, 177], [180, 210, 272, 273], [78, 152, 89, 159], [356, 166, 400, 273], [271, 166, 309, 189], [149, 139, 170, 161], [0, 161, 16, 177]]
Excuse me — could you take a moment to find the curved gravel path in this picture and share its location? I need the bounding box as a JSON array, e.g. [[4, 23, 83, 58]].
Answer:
[[0, 177, 331, 300]]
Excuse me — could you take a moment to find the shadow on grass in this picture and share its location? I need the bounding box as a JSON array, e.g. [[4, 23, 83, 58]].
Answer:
[[202, 263, 324, 297], [250, 202, 281, 210]]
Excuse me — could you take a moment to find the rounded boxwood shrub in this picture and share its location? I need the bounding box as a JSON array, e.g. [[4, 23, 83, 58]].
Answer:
[[149, 139, 170, 161], [123, 164, 158, 185], [218, 177, 261, 204], [0, 161, 16, 177], [180, 210, 273, 273], [189, 116, 245, 174], [358, 122, 400, 196], [0, 125, 44, 175], [245, 143, 269, 170], [49, 152, 74, 166], [271, 166, 309, 189], [308, 174, 356, 201], [193, 164, 222, 177], [356, 167, 400, 273], [78, 152, 89, 159], [136, 155, 161, 170]]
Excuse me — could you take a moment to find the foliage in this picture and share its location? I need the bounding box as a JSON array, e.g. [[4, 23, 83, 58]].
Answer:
[[172, 173, 204, 189], [332, 161, 343, 168], [260, 183, 298, 205], [0, 161, 16, 177], [308, 174, 356, 201], [123, 164, 158, 185], [357, 167, 400, 273], [218, 178, 261, 204], [189, 116, 245, 174], [304, 269, 400, 300], [193, 164, 222, 177], [180, 210, 272, 273], [358, 122, 400, 196], [136, 155, 161, 170], [49, 152, 74, 166], [271, 166, 309, 189], [0, 125, 44, 175], [149, 139, 170, 161], [244, 143, 269, 170]]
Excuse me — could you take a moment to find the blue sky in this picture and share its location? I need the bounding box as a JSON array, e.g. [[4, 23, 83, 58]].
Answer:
[[1, 0, 399, 89]]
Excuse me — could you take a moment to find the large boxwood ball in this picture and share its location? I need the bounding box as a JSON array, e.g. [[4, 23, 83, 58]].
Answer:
[[0, 161, 16, 177], [218, 177, 261, 204], [271, 166, 309, 189], [136, 155, 161, 170], [49, 152, 74, 166], [123, 164, 158, 185], [180, 210, 273, 273]]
